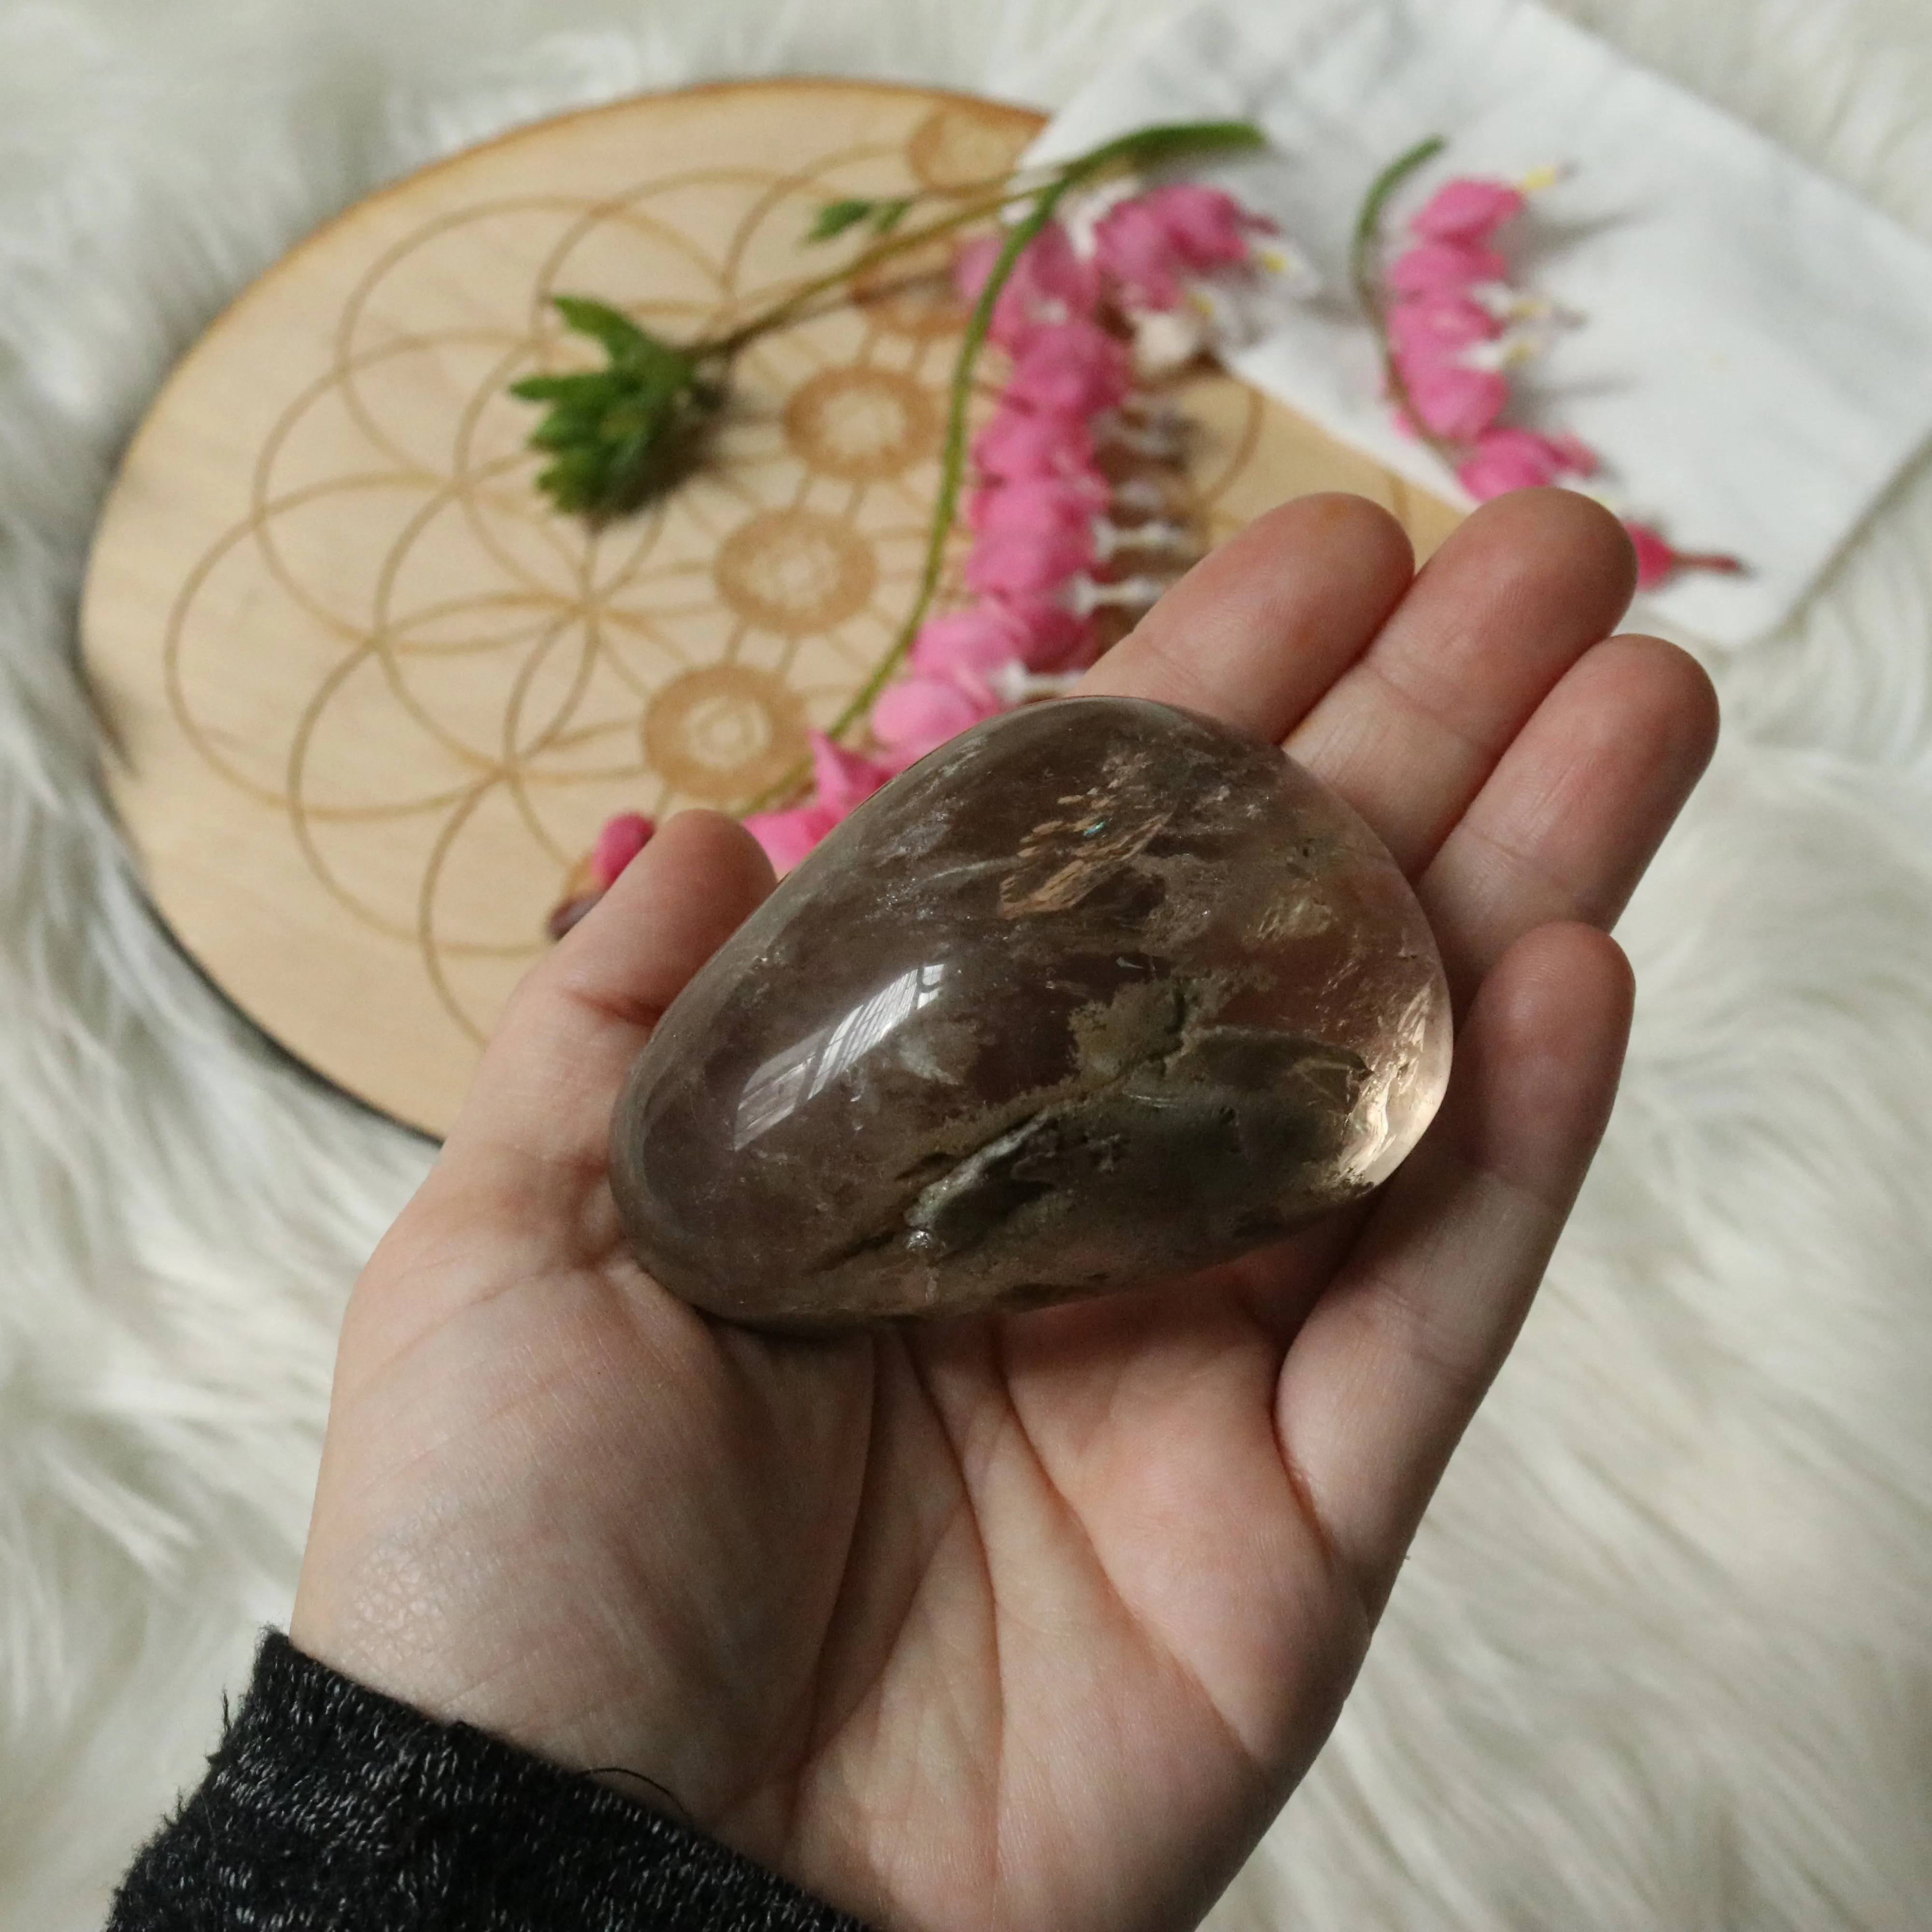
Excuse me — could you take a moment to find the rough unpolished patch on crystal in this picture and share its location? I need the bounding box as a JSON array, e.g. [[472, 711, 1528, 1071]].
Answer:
[[610, 697, 1452, 1328]]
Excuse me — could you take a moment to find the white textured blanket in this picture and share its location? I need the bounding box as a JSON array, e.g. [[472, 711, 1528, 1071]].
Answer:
[[2, 1, 1930, 1926]]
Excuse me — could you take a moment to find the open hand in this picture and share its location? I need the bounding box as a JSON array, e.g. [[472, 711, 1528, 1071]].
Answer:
[[292, 488, 1717, 1932]]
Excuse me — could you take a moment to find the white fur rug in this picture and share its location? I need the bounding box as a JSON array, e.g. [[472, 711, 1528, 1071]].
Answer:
[[4, 0, 1932, 1925]]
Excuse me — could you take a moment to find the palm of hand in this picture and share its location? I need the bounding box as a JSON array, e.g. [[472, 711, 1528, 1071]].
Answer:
[[293, 492, 1716, 1932]]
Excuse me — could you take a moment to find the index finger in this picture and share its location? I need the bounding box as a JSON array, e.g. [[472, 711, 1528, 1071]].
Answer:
[[1078, 492, 1415, 734]]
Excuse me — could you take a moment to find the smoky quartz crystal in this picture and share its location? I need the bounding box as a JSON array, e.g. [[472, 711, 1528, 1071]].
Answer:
[[611, 696, 1451, 1327]]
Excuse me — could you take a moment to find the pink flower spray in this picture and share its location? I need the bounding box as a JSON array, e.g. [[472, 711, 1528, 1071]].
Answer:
[[1359, 142, 1739, 589]]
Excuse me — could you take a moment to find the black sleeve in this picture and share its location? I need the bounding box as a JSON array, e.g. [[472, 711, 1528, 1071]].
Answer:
[[109, 1631, 876, 1931]]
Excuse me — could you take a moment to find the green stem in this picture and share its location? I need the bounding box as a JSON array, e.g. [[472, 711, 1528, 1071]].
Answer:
[[828, 178, 1080, 743], [735, 179, 1079, 815], [1348, 135, 1462, 473], [1349, 135, 1447, 290], [700, 185, 1039, 358]]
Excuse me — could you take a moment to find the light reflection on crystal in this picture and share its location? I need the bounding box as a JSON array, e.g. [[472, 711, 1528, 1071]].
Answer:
[[733, 962, 948, 1148]]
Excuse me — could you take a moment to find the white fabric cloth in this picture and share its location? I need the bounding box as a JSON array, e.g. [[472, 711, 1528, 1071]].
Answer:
[[1034, 0, 1932, 645]]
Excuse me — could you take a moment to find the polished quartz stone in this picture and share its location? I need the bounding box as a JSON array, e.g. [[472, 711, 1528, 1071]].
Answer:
[[611, 696, 1451, 1328]]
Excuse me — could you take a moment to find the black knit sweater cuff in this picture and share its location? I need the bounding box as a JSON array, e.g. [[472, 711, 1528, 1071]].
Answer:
[[109, 1631, 875, 1931]]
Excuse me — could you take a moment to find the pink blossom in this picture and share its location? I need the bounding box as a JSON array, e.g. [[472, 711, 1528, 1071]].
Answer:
[[1093, 185, 1262, 311], [872, 674, 1000, 766], [1388, 294, 1500, 356], [1622, 519, 1743, 589], [1397, 354, 1508, 443], [1454, 426, 1595, 499], [954, 222, 1100, 351], [912, 594, 1092, 678], [809, 731, 891, 814], [1093, 201, 1192, 309], [986, 591, 1094, 669], [740, 734, 892, 874], [589, 812, 653, 888], [1547, 432, 1599, 477], [1387, 239, 1507, 298], [1456, 429, 1565, 497], [1004, 321, 1135, 419], [1409, 178, 1524, 245], [966, 475, 1104, 537], [1624, 520, 1676, 588], [970, 403, 1098, 481], [910, 606, 1031, 682], [1147, 184, 1267, 261], [741, 805, 832, 875], [964, 523, 1095, 597]]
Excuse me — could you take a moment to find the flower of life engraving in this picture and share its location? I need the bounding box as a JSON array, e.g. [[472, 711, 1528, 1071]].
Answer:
[[85, 84, 1451, 1136], [168, 120, 1010, 1035]]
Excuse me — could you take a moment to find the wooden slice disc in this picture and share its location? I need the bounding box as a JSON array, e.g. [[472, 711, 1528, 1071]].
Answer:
[[82, 79, 1458, 1138]]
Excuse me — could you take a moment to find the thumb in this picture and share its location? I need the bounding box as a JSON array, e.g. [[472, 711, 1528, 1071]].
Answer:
[[445, 807, 775, 1178]]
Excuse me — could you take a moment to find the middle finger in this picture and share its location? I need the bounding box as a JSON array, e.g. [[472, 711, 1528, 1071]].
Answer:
[[1286, 487, 1637, 877]]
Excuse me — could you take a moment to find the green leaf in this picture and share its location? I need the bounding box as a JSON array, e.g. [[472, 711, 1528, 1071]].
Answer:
[[510, 370, 623, 407], [807, 198, 878, 242], [870, 197, 912, 235], [533, 450, 606, 514], [511, 294, 725, 522], [527, 412, 604, 453], [1071, 118, 1267, 181], [550, 295, 656, 358]]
